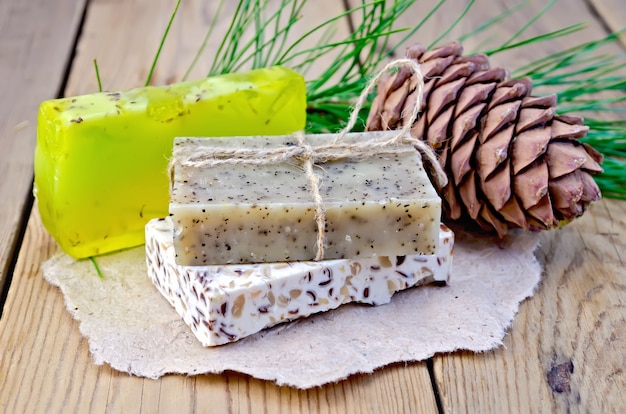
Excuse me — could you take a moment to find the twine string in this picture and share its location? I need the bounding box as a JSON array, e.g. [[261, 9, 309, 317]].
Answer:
[[170, 59, 447, 261], [293, 132, 326, 260], [335, 58, 423, 144]]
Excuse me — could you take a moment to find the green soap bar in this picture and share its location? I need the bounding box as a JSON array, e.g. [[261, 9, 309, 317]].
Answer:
[[34, 66, 306, 258]]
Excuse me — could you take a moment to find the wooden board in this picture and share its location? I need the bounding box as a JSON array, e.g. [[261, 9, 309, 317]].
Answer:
[[0, 0, 85, 298], [433, 199, 626, 413], [419, 1, 626, 412], [64, 0, 354, 95], [389, 0, 621, 69], [1, 0, 625, 412], [590, 0, 626, 47]]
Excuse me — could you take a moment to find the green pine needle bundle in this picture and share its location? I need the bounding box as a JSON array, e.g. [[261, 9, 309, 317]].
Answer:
[[144, 0, 625, 200]]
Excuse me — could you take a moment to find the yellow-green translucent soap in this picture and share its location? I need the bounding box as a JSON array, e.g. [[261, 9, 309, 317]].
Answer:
[[34, 66, 306, 258]]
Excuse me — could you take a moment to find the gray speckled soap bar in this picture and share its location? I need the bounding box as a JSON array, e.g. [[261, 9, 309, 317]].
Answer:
[[170, 132, 441, 265]]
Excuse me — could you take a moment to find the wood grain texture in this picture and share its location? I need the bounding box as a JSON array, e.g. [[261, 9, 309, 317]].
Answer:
[[1, 0, 625, 412], [389, 0, 620, 70], [423, 1, 626, 412], [433, 199, 626, 413], [589, 0, 626, 46], [64, 0, 352, 95], [0, 0, 85, 297], [0, 208, 439, 413]]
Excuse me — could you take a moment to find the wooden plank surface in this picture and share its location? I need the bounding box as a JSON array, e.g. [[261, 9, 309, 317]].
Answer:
[[589, 0, 626, 47], [433, 199, 626, 413], [1, 0, 625, 412], [420, 1, 626, 412], [0, 210, 440, 413], [0, 0, 85, 300]]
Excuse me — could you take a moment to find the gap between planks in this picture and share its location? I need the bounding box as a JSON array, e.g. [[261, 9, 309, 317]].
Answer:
[[0, 0, 88, 315]]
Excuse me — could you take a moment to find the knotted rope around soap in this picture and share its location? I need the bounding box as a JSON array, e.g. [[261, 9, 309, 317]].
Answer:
[[170, 59, 447, 261]]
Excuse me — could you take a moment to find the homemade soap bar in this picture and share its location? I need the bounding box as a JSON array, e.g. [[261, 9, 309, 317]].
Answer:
[[146, 217, 454, 346], [170, 132, 442, 265], [34, 67, 305, 258]]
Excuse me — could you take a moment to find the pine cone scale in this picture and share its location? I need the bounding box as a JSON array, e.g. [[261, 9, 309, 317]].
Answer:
[[428, 106, 455, 148], [481, 101, 520, 143], [481, 163, 512, 210], [451, 103, 485, 151], [581, 172, 602, 202], [478, 125, 513, 179], [551, 117, 588, 139], [450, 133, 477, 184], [517, 107, 555, 133], [428, 79, 465, 122], [582, 143, 604, 169], [550, 172, 585, 217], [499, 197, 528, 229], [466, 67, 508, 85], [381, 80, 410, 128], [547, 142, 590, 177], [480, 205, 509, 236], [488, 79, 530, 108], [512, 128, 551, 174], [522, 94, 557, 108], [458, 171, 481, 219], [514, 163, 549, 210], [527, 195, 555, 226], [455, 83, 495, 115]]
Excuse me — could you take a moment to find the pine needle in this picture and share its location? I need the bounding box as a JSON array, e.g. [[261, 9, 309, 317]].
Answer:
[[93, 59, 103, 92], [428, 0, 475, 48], [89, 257, 104, 279], [148, 0, 625, 198], [499, 0, 555, 48], [183, 0, 226, 81], [145, 0, 181, 86], [459, 1, 526, 48], [485, 23, 588, 56]]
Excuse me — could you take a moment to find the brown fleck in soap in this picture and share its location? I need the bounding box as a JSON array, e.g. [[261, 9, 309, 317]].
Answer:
[[169, 132, 441, 265]]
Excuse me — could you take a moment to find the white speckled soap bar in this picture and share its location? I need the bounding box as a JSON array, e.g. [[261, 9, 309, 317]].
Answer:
[[146, 217, 453, 346], [169, 132, 441, 265]]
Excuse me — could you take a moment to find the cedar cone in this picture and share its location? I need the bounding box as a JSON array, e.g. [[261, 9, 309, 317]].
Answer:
[[366, 42, 603, 236]]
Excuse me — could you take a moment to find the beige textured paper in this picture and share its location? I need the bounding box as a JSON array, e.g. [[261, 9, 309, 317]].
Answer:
[[42, 231, 541, 389]]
